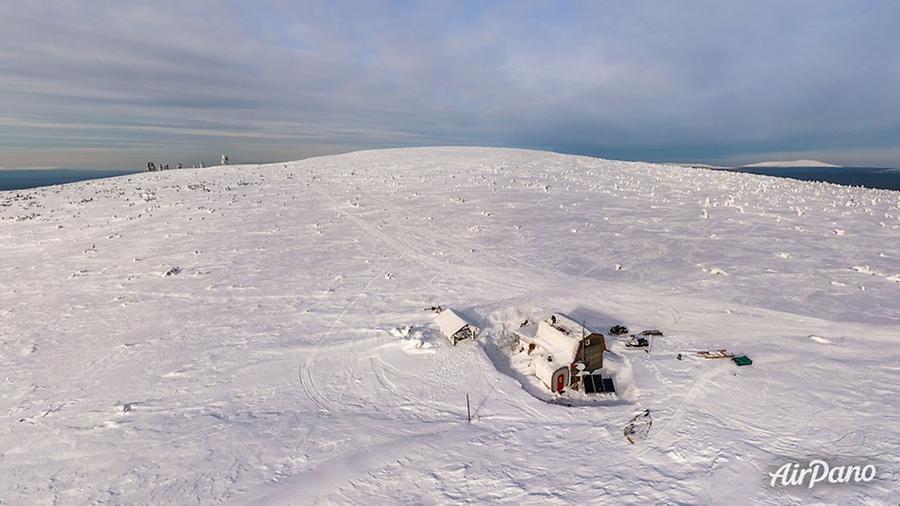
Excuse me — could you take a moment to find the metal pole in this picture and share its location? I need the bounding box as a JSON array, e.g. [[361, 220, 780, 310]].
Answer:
[[466, 393, 471, 422], [581, 321, 588, 391]]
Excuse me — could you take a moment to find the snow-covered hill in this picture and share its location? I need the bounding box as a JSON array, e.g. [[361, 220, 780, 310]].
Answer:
[[1, 147, 897, 504], [742, 159, 842, 168]]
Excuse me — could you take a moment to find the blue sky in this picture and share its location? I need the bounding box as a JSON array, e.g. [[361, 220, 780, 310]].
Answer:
[[2, 0, 900, 168]]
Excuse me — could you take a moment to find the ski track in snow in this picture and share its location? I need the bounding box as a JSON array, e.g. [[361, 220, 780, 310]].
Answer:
[[0, 147, 898, 504]]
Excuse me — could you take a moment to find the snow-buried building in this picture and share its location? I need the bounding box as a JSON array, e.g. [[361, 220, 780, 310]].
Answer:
[[515, 313, 606, 393]]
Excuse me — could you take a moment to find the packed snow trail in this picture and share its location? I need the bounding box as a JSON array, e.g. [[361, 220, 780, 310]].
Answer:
[[0, 147, 898, 504]]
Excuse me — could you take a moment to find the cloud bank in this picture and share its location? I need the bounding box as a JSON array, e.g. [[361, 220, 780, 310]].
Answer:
[[1, 1, 899, 168]]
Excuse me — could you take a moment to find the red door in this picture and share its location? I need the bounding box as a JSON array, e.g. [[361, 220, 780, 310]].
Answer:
[[556, 372, 566, 392]]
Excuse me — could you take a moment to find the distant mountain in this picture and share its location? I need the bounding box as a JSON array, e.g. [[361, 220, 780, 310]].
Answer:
[[742, 159, 841, 168]]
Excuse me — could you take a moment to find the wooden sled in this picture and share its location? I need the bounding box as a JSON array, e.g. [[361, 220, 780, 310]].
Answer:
[[624, 409, 653, 444], [695, 349, 734, 359]]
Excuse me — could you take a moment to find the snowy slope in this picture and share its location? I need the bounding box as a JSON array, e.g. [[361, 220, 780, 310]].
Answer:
[[1, 147, 898, 504]]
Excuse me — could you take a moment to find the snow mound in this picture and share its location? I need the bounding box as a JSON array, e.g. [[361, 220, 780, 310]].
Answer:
[[742, 159, 842, 168]]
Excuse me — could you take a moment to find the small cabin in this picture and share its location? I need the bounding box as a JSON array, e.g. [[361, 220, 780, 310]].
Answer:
[[434, 308, 480, 345], [514, 313, 606, 393]]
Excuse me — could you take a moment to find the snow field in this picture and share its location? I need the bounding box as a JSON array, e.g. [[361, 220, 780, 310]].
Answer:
[[1, 147, 897, 504]]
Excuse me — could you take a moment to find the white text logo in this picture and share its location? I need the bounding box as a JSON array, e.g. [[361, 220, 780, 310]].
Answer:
[[769, 459, 876, 489]]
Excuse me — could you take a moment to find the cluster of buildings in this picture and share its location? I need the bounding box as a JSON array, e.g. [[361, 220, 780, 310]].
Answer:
[[145, 154, 229, 172], [146, 162, 195, 172], [433, 308, 612, 395]]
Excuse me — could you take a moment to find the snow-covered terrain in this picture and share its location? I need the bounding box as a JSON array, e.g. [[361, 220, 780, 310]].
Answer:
[[742, 160, 842, 168], [1, 147, 897, 504]]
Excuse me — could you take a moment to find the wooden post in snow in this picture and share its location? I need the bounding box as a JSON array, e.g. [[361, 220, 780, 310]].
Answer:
[[466, 393, 471, 422]]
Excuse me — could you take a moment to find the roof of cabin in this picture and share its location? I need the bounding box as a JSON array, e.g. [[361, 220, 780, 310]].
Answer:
[[516, 313, 598, 364], [434, 308, 476, 337]]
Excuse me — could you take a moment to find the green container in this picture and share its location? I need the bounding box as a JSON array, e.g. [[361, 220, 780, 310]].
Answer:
[[732, 355, 753, 366]]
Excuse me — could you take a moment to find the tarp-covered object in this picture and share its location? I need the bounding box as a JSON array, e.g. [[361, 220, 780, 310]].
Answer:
[[732, 355, 753, 366]]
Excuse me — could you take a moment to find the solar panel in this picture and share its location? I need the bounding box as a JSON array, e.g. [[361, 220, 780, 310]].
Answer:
[[583, 374, 599, 393], [601, 378, 615, 393]]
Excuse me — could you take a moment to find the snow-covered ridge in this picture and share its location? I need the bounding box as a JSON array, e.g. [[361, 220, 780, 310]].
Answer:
[[1, 147, 897, 504], [742, 159, 842, 168]]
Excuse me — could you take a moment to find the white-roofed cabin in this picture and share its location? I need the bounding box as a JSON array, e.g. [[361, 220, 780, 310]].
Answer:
[[514, 313, 606, 393], [434, 308, 481, 345]]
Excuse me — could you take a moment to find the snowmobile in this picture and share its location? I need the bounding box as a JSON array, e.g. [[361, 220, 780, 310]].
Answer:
[[609, 324, 629, 335], [624, 335, 649, 348]]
